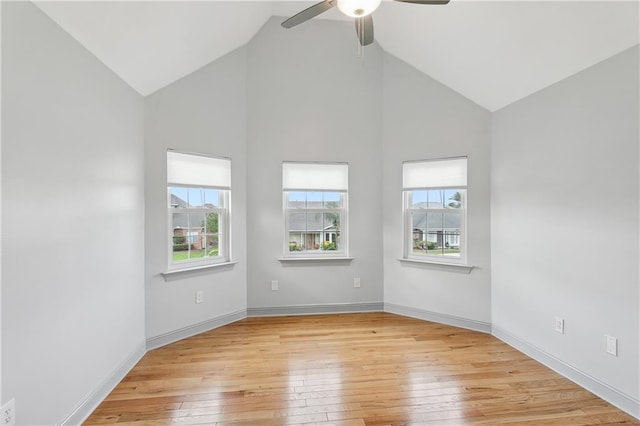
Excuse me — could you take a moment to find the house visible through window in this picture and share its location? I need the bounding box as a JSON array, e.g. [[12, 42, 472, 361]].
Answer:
[[403, 157, 467, 263], [283, 162, 348, 257], [167, 151, 231, 269]]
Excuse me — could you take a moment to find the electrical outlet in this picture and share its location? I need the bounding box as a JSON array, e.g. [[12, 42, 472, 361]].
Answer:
[[554, 317, 564, 334], [605, 335, 618, 356], [195, 290, 204, 304], [1, 398, 15, 426], [354, 277, 361, 288], [271, 280, 279, 291]]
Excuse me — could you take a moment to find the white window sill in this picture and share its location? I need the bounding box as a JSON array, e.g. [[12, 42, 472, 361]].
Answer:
[[398, 258, 475, 274], [162, 261, 238, 281], [278, 257, 353, 263]]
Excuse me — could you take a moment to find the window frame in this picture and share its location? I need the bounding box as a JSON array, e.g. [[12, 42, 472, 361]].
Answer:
[[166, 151, 232, 271], [282, 162, 349, 259], [402, 157, 468, 265], [283, 191, 348, 258]]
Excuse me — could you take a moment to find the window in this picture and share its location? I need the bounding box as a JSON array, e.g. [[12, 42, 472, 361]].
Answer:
[[403, 157, 467, 263], [283, 162, 348, 257], [167, 151, 231, 269]]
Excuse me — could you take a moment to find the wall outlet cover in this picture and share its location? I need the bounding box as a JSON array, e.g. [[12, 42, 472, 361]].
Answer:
[[605, 335, 618, 356], [1, 398, 15, 426], [554, 317, 564, 334]]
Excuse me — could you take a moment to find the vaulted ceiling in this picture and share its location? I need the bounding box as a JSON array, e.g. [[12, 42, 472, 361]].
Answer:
[[34, 1, 639, 111]]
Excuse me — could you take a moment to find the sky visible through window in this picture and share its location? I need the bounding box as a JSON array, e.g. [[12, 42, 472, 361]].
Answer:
[[411, 189, 463, 208], [288, 191, 341, 207], [170, 187, 220, 208]]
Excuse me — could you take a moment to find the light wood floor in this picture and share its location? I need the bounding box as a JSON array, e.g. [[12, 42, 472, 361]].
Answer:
[[84, 313, 639, 425]]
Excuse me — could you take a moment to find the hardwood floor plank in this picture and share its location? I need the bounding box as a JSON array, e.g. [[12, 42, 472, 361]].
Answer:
[[83, 313, 639, 425]]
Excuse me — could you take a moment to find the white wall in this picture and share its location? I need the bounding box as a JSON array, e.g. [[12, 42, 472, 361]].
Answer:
[[1, 2, 146, 424], [2, 3, 638, 422], [492, 46, 639, 414], [0, 0, 3, 408], [246, 17, 384, 313], [144, 47, 248, 341], [382, 52, 492, 329]]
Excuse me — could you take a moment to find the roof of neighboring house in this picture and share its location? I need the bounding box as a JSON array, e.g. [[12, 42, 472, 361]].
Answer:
[[170, 194, 217, 230], [172, 213, 191, 230], [288, 212, 338, 233], [412, 212, 461, 230], [170, 194, 188, 208]]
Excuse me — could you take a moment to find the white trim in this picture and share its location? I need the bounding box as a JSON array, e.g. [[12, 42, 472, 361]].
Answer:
[[247, 302, 383, 317], [384, 303, 491, 333], [162, 261, 237, 281], [397, 258, 475, 274], [278, 257, 353, 263], [59, 342, 146, 425], [492, 326, 640, 419], [146, 309, 247, 350]]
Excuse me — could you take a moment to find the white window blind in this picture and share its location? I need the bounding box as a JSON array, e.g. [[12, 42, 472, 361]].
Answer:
[[282, 162, 348, 192], [167, 151, 231, 189], [402, 157, 467, 190]]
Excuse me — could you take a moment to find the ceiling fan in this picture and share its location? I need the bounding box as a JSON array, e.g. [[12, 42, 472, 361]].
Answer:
[[282, 0, 450, 46]]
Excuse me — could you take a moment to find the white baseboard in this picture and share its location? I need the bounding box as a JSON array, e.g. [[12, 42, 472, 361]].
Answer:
[[146, 309, 247, 350], [384, 302, 492, 333], [492, 325, 640, 419], [247, 302, 383, 317], [60, 342, 146, 425]]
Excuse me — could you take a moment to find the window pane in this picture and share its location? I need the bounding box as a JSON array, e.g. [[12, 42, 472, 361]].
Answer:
[[288, 212, 306, 232], [411, 212, 427, 230], [288, 232, 304, 252], [411, 212, 428, 253], [172, 212, 189, 232], [185, 188, 204, 208], [306, 212, 324, 232], [410, 189, 465, 209], [305, 232, 321, 251], [444, 189, 464, 209], [411, 211, 461, 258], [287, 191, 307, 209], [320, 213, 339, 250], [204, 212, 219, 233], [203, 234, 219, 257], [172, 213, 191, 261], [323, 192, 341, 208], [203, 188, 220, 208], [410, 189, 446, 208], [306, 191, 323, 209], [323, 212, 340, 232], [169, 187, 189, 208]]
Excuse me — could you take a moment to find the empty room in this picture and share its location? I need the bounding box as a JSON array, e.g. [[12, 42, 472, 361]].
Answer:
[[1, 0, 639, 424]]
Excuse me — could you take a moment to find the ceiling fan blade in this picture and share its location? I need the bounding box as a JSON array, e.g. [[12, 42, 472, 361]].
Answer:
[[281, 0, 336, 29], [355, 15, 374, 46], [392, 0, 450, 4]]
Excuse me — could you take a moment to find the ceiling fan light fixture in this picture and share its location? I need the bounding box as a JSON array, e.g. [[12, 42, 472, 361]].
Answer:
[[337, 0, 382, 18]]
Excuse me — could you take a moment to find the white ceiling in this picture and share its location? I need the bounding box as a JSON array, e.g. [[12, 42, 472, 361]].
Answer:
[[34, 1, 639, 111]]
